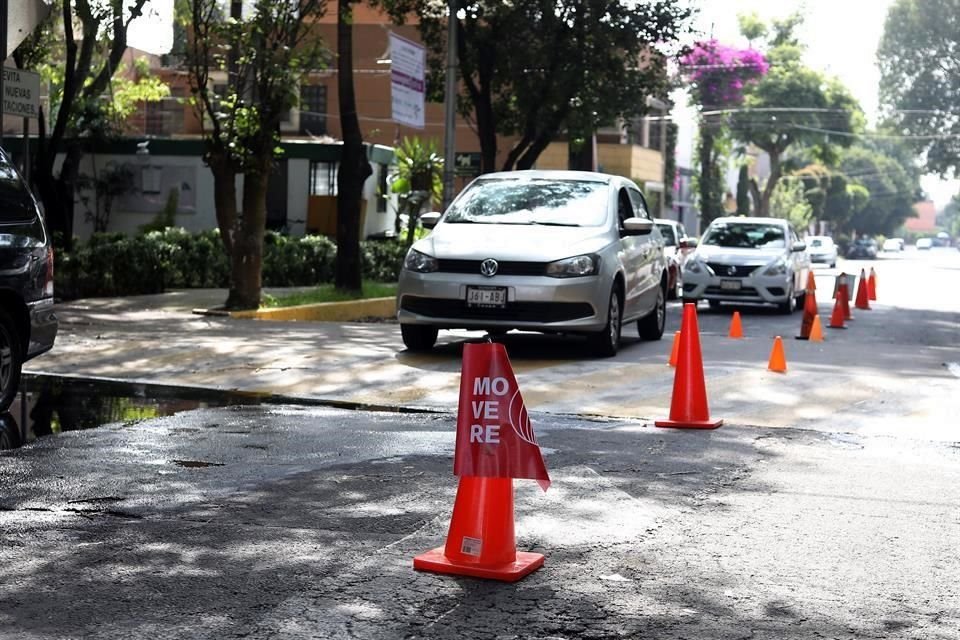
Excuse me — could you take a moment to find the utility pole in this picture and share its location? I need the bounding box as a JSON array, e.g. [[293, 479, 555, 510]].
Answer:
[[440, 0, 457, 211]]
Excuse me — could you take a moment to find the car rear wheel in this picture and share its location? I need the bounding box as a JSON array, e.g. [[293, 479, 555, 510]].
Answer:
[[0, 309, 24, 413], [400, 324, 438, 352], [588, 288, 621, 358], [638, 282, 666, 340]]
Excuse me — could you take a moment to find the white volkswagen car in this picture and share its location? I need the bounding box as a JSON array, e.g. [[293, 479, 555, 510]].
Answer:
[[682, 217, 810, 313], [396, 171, 669, 356]]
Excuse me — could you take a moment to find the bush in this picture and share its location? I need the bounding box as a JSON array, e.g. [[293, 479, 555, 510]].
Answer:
[[54, 228, 405, 300]]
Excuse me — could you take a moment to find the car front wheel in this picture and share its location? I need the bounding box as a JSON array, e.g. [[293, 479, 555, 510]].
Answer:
[[777, 283, 796, 314], [0, 309, 24, 413], [400, 324, 438, 352], [638, 281, 666, 340], [588, 287, 622, 358]]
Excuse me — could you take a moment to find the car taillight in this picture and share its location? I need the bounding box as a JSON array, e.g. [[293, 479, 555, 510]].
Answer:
[[44, 246, 54, 297]]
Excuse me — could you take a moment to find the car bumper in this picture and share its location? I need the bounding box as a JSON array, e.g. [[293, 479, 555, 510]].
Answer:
[[809, 253, 836, 263], [396, 270, 607, 332], [26, 298, 58, 360], [682, 268, 792, 304]]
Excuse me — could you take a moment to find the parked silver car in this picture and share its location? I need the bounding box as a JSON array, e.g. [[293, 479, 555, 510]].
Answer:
[[681, 216, 810, 313], [396, 171, 668, 356], [806, 235, 838, 267]]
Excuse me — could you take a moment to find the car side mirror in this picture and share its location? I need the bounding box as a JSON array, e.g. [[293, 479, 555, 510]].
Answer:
[[679, 237, 698, 249], [420, 212, 442, 229], [792, 241, 807, 252], [622, 217, 653, 236]]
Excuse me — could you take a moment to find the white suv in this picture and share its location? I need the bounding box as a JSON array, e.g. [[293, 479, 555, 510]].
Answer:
[[682, 217, 811, 313]]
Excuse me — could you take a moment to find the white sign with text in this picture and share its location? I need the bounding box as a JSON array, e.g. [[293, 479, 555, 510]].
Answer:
[[389, 33, 425, 129]]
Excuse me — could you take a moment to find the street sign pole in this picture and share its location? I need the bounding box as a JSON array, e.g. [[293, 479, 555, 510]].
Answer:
[[441, 0, 457, 211]]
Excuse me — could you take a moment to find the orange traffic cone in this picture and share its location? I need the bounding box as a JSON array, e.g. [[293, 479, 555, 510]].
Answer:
[[796, 275, 819, 340], [413, 476, 544, 582], [809, 314, 824, 342], [828, 296, 846, 329], [655, 303, 723, 429], [668, 330, 680, 367], [855, 269, 871, 310], [837, 275, 853, 321], [728, 311, 744, 339], [805, 270, 817, 292], [868, 267, 877, 301], [768, 336, 787, 373]]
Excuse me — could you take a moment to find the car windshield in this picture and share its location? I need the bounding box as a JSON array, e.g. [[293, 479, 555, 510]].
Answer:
[[702, 222, 786, 249], [443, 178, 609, 227], [656, 224, 677, 246]]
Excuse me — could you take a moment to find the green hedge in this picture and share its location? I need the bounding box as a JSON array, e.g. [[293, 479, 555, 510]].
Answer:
[[55, 228, 409, 300]]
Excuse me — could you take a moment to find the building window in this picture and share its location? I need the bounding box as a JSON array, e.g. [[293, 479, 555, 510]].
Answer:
[[300, 85, 327, 135], [309, 161, 338, 196]]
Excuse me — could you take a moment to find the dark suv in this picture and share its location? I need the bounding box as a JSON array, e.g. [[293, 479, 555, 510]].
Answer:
[[0, 150, 57, 412]]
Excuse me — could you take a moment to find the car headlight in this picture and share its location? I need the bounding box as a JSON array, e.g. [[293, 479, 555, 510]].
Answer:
[[403, 249, 438, 273], [684, 256, 704, 274], [763, 257, 788, 276], [545, 254, 599, 278]]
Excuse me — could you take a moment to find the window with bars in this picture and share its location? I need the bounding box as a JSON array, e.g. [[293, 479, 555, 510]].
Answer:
[[300, 85, 327, 135], [309, 161, 338, 196]]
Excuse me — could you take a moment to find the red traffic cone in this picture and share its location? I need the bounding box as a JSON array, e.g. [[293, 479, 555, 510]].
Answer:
[[855, 269, 871, 310], [796, 276, 819, 340], [837, 275, 854, 321], [655, 303, 723, 429], [413, 476, 544, 582], [828, 295, 846, 329], [668, 330, 680, 367], [868, 267, 877, 301]]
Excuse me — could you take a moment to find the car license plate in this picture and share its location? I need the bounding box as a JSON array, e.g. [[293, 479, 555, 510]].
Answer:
[[466, 286, 507, 308], [720, 279, 742, 291]]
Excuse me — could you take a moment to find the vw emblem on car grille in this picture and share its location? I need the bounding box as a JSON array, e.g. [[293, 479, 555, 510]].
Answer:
[[726, 265, 738, 276], [480, 258, 499, 277]]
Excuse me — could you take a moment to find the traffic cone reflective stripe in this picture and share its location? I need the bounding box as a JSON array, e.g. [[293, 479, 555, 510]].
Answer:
[[768, 336, 787, 373], [728, 311, 743, 339], [668, 330, 680, 367], [855, 269, 871, 310], [868, 268, 877, 301], [809, 314, 824, 342], [655, 303, 723, 429], [413, 476, 544, 582]]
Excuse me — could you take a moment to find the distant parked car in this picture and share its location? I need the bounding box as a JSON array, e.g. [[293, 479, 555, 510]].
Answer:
[[0, 150, 58, 412], [916, 237, 933, 250], [882, 238, 904, 252], [396, 170, 669, 357], [681, 216, 810, 314], [847, 237, 878, 259], [655, 218, 694, 299], [806, 235, 838, 267]]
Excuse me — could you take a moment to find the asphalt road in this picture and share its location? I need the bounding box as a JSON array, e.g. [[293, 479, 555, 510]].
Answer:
[[2, 246, 959, 639]]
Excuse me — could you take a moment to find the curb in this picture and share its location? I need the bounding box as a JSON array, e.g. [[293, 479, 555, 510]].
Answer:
[[222, 296, 397, 322]]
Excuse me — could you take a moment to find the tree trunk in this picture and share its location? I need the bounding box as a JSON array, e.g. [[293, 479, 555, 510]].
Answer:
[[757, 148, 782, 218], [226, 161, 269, 310], [698, 124, 723, 227], [209, 153, 238, 258], [335, 0, 372, 292]]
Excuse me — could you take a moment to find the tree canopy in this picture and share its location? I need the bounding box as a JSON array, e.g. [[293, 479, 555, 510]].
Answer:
[[877, 0, 960, 177]]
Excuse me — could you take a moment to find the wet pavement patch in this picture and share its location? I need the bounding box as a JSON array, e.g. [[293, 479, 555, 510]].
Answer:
[[1, 373, 272, 451]]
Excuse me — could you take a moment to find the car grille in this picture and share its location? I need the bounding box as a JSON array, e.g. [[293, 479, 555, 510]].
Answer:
[[706, 263, 760, 278], [435, 259, 549, 276], [400, 296, 595, 323], [704, 286, 760, 298]]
